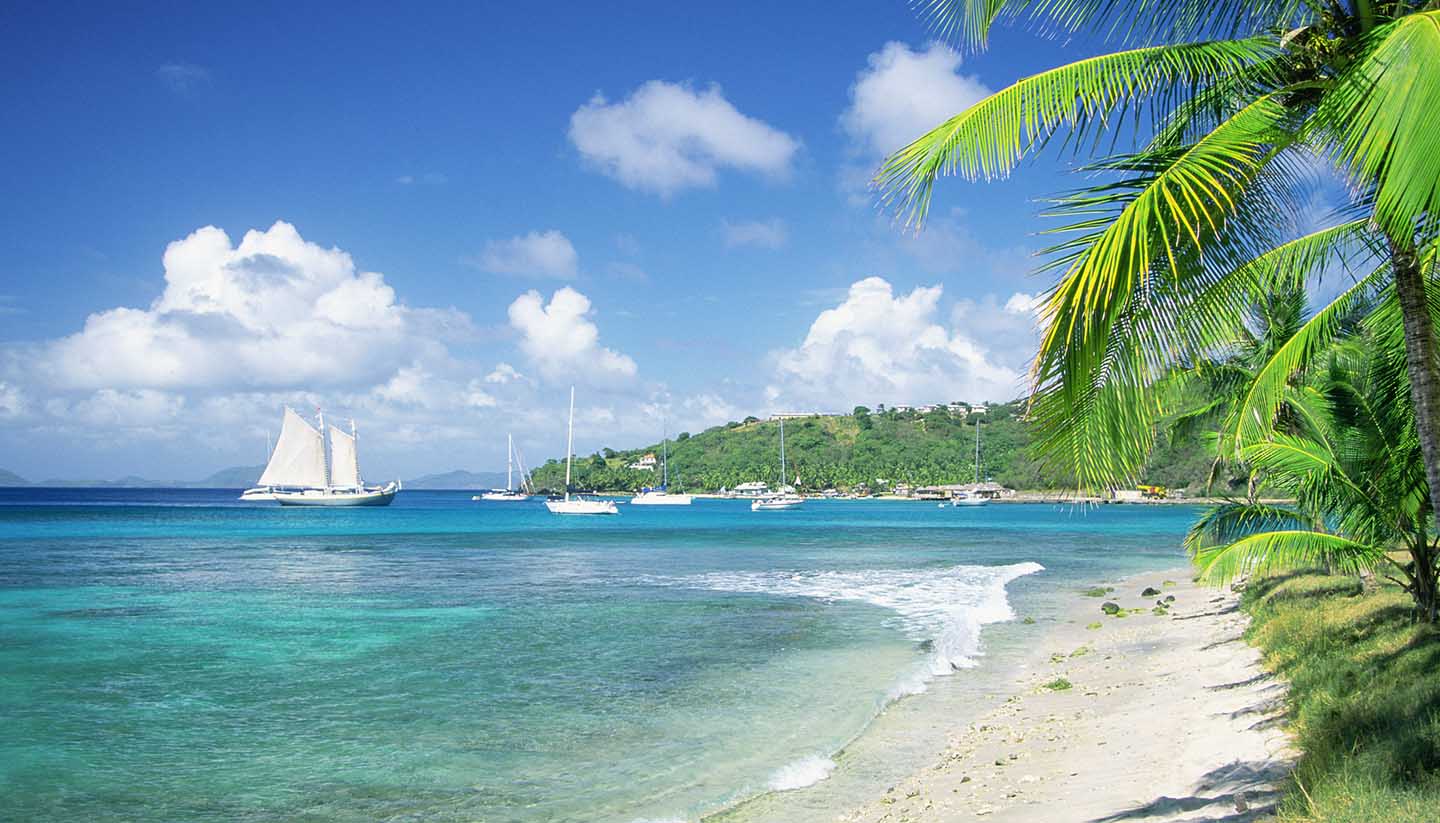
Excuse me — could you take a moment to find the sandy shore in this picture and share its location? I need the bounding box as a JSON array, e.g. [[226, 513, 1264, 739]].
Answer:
[[836, 572, 1295, 822]]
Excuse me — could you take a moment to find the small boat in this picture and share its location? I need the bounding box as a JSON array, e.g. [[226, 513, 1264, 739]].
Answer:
[[249, 407, 400, 507], [475, 434, 532, 502], [947, 419, 989, 507], [752, 418, 803, 512], [631, 421, 692, 506], [546, 387, 619, 516]]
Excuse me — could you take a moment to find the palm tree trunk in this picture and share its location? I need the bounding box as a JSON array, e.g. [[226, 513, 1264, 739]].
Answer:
[[1392, 245, 1440, 622]]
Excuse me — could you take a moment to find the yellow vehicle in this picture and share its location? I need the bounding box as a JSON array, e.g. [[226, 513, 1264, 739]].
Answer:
[[1137, 484, 1167, 500]]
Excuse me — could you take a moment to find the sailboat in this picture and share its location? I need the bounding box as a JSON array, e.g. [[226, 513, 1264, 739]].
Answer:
[[474, 434, 531, 502], [545, 387, 618, 515], [951, 418, 988, 507], [238, 428, 278, 500], [244, 407, 400, 506], [751, 418, 803, 511], [631, 419, 692, 506]]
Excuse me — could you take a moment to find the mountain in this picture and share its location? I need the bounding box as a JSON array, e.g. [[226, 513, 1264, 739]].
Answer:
[[192, 465, 265, 488], [403, 470, 509, 490], [0, 468, 28, 486], [528, 401, 1237, 494]]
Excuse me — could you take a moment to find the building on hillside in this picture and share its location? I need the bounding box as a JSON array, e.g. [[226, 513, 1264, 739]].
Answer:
[[627, 453, 657, 471], [916, 482, 1015, 500]]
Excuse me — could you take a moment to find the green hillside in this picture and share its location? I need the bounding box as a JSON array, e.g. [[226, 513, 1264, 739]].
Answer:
[[530, 402, 1235, 494]]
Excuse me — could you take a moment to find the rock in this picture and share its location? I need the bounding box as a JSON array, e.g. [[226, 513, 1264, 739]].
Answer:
[[1163, 594, 1176, 603], [917, 638, 935, 652], [1101, 601, 1121, 615], [1141, 586, 1162, 597]]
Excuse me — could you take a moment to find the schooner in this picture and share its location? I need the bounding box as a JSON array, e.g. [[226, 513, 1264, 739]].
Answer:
[[240, 407, 400, 506]]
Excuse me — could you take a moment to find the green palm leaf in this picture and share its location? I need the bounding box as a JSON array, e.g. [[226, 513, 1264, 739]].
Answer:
[[1192, 529, 1380, 583], [1321, 10, 1440, 240], [1230, 261, 1387, 447], [876, 38, 1280, 228]]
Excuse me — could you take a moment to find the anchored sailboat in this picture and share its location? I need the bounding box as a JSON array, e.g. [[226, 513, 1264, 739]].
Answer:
[[475, 434, 531, 502], [545, 387, 618, 515], [631, 419, 692, 506], [751, 417, 803, 511], [951, 419, 988, 507], [242, 407, 400, 506]]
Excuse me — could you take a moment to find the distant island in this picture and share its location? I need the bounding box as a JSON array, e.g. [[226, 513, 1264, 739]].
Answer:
[[0, 466, 507, 491], [529, 400, 1236, 495]]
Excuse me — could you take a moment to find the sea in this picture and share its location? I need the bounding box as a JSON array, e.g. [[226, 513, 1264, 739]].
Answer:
[[0, 488, 1203, 822]]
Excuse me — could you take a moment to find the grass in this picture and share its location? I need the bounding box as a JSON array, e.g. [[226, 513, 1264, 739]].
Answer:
[[1082, 586, 1115, 597], [1043, 677, 1073, 691], [1242, 572, 1440, 822]]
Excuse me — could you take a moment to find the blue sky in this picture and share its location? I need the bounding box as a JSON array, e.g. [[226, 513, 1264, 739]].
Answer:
[[1, 1, 1127, 480]]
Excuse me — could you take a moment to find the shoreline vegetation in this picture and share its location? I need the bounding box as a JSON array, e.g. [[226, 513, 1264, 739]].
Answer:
[[527, 402, 1242, 498]]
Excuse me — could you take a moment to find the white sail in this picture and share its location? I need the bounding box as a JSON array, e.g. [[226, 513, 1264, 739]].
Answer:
[[257, 408, 327, 488], [329, 424, 361, 490]]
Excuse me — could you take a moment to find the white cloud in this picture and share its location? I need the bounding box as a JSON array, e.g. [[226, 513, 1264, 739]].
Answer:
[[485, 362, 524, 384], [156, 62, 210, 94], [721, 218, 788, 250], [766, 277, 1025, 410], [473, 229, 579, 279], [507, 287, 637, 381], [569, 80, 801, 195], [41, 221, 450, 392], [0, 381, 26, 419], [841, 42, 990, 158]]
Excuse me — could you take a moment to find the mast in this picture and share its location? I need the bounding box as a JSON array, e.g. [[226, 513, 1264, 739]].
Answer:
[[352, 419, 361, 488], [318, 408, 331, 490], [661, 417, 668, 489], [564, 386, 575, 502], [779, 418, 787, 488], [507, 433, 514, 492], [974, 418, 981, 485]]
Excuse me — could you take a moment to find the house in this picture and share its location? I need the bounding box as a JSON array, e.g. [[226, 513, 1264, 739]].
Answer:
[[627, 453, 658, 471]]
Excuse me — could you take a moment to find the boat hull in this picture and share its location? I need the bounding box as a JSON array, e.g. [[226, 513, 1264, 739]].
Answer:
[[238, 487, 276, 501], [274, 482, 400, 507], [475, 491, 530, 502], [546, 499, 618, 515], [630, 493, 693, 506], [751, 496, 803, 511]]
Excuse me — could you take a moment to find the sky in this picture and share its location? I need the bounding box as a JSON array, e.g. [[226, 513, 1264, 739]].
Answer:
[[0, 1, 1158, 480]]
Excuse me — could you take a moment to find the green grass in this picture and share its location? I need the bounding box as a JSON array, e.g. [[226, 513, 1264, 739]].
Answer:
[[1243, 572, 1440, 821], [1082, 586, 1115, 597], [1043, 677, 1073, 691]]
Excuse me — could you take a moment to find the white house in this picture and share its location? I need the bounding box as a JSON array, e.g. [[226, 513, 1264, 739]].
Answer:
[[627, 453, 658, 471]]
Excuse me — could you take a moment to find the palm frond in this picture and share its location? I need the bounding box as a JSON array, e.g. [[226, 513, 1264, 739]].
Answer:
[[911, 0, 1310, 49], [1320, 10, 1440, 242], [876, 38, 1281, 228], [1192, 529, 1381, 583], [1027, 95, 1293, 490], [1230, 262, 1387, 447]]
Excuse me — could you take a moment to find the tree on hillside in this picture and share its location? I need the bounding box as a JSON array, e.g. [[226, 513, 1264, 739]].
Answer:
[[882, 1, 1440, 616]]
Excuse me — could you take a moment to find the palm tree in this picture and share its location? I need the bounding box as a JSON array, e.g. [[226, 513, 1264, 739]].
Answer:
[[879, 2, 1440, 544], [1184, 323, 1439, 621]]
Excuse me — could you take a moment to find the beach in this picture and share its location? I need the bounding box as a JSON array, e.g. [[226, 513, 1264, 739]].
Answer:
[[836, 572, 1295, 822]]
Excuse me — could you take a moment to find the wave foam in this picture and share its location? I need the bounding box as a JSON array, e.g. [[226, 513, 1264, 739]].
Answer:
[[650, 561, 1043, 695], [767, 755, 836, 790]]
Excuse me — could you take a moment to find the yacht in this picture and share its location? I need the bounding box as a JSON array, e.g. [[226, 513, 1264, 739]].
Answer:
[[949, 419, 989, 508], [245, 407, 399, 507], [631, 421, 692, 506], [751, 418, 803, 512], [546, 387, 619, 515], [475, 434, 531, 502]]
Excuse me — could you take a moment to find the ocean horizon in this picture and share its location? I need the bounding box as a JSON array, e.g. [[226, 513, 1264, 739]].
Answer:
[[0, 489, 1200, 821]]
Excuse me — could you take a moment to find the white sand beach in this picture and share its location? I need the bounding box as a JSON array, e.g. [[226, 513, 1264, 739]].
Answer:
[[837, 574, 1295, 822]]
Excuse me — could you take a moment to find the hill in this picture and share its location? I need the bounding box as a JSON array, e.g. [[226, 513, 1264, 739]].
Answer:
[[403, 470, 508, 490], [529, 402, 1239, 495], [0, 468, 28, 486], [188, 465, 264, 488]]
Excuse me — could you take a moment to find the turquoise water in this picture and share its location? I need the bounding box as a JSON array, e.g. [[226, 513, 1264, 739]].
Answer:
[[0, 489, 1200, 821]]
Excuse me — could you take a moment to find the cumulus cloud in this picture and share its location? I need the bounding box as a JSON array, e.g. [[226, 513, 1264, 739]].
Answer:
[[841, 42, 990, 158], [721, 218, 788, 250], [507, 287, 637, 381], [41, 221, 451, 392], [766, 277, 1025, 410], [485, 362, 524, 384], [473, 229, 579, 279], [569, 80, 801, 195]]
